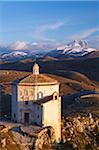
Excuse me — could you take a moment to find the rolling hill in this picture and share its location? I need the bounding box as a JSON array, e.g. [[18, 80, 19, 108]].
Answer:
[[1, 57, 99, 81]]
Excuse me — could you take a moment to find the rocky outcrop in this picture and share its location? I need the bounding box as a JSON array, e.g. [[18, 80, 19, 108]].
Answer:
[[61, 113, 99, 150], [0, 123, 56, 150], [35, 126, 55, 150], [11, 127, 35, 150], [11, 126, 55, 150]]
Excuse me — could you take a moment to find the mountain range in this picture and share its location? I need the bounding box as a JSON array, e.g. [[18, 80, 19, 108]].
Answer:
[[0, 40, 98, 62]]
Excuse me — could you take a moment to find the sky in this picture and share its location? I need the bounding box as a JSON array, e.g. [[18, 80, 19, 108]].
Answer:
[[0, 1, 99, 49]]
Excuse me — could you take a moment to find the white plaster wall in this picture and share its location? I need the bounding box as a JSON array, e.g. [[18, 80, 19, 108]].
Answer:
[[17, 83, 59, 101], [36, 83, 59, 99], [42, 97, 61, 142]]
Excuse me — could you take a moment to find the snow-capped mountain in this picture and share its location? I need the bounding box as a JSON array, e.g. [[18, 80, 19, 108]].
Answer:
[[56, 40, 96, 57], [0, 40, 97, 62], [1, 51, 27, 60]]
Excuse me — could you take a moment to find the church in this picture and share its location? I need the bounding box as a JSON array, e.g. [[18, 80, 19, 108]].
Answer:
[[12, 63, 61, 142]]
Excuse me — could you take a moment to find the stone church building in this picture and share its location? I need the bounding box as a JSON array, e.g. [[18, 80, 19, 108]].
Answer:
[[12, 63, 61, 142]]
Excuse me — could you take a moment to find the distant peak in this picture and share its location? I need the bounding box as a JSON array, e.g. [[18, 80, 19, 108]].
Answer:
[[56, 39, 96, 57]]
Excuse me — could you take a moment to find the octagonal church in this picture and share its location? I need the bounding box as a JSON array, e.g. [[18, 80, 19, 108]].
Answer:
[[12, 63, 61, 142]]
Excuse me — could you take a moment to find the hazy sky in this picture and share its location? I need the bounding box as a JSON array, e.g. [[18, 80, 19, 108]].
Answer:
[[0, 1, 99, 48]]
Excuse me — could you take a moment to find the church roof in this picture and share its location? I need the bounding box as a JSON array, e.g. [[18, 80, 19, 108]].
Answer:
[[34, 95, 53, 105], [15, 74, 58, 85]]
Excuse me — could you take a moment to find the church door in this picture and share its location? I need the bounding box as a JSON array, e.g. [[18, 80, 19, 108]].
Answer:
[[24, 112, 29, 124]]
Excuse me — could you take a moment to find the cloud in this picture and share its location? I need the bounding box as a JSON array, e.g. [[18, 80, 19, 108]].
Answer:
[[30, 40, 61, 51], [7, 40, 61, 51], [71, 28, 99, 40], [9, 41, 28, 50], [36, 21, 64, 32], [88, 35, 99, 49], [33, 21, 64, 41]]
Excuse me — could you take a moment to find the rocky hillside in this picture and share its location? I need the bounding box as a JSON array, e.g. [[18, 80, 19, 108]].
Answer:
[[60, 114, 99, 150]]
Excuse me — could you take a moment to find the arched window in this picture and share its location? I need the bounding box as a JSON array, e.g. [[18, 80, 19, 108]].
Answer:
[[53, 92, 59, 100], [37, 92, 43, 99], [55, 95, 57, 100]]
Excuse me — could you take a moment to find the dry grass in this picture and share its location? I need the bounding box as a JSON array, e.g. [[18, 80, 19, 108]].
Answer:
[[0, 70, 99, 95], [0, 70, 30, 94]]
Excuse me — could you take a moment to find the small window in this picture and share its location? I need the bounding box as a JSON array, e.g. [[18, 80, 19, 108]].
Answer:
[[37, 92, 43, 99], [39, 93, 42, 99], [55, 96, 57, 100], [25, 101, 28, 105], [53, 92, 58, 100], [37, 115, 39, 118]]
